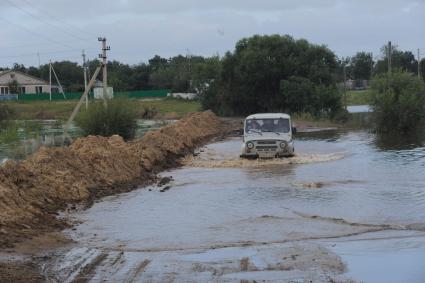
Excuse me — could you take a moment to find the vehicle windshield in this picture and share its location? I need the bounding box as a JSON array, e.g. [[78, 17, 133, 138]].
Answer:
[[245, 118, 290, 134]]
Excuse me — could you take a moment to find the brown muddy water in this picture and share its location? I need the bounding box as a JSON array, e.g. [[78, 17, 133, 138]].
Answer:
[[43, 129, 425, 282]]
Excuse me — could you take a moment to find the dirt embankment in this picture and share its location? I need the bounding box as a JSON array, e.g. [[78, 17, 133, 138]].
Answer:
[[0, 111, 230, 249]]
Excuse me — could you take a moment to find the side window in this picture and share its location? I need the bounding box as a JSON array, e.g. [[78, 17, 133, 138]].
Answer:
[[36, 86, 43, 93], [19, 86, 26, 94]]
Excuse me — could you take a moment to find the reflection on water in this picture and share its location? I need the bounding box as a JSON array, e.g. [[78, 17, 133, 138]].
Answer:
[[347, 105, 371, 113], [374, 131, 425, 150], [0, 120, 81, 161], [0, 119, 170, 161]]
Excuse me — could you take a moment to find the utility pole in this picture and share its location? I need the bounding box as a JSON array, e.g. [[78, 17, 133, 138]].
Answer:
[[418, 49, 421, 79], [343, 64, 347, 110], [63, 38, 110, 141], [82, 49, 88, 109], [98, 37, 110, 107], [369, 52, 374, 80], [49, 60, 52, 101], [388, 41, 392, 75]]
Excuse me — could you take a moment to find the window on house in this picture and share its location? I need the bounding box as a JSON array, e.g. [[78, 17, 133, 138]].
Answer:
[[10, 74, 15, 79], [19, 86, 26, 94], [36, 86, 43, 93], [0, 87, 9, 95]]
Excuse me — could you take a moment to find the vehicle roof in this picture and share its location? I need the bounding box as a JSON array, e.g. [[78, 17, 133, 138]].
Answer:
[[245, 113, 291, 120]]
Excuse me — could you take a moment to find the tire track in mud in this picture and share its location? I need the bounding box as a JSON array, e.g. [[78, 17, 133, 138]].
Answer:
[[72, 252, 108, 283], [124, 259, 151, 283]]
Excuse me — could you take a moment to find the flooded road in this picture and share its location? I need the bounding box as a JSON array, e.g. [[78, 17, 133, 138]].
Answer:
[[45, 130, 425, 282]]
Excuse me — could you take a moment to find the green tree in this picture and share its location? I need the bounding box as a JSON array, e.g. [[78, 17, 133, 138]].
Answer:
[[375, 44, 418, 75], [370, 69, 425, 133], [202, 34, 340, 116], [7, 79, 19, 94], [351, 52, 374, 80]]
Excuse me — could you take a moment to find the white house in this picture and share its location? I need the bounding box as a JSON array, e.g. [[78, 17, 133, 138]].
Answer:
[[0, 70, 57, 95]]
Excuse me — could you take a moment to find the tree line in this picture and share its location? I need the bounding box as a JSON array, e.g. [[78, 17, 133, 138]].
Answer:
[[2, 38, 423, 94], [341, 46, 425, 81], [2, 55, 221, 93], [1, 35, 424, 120]]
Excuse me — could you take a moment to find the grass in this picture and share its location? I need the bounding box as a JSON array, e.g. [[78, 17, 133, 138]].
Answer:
[[0, 98, 202, 121], [138, 98, 201, 118], [345, 89, 372, 106], [0, 101, 75, 120]]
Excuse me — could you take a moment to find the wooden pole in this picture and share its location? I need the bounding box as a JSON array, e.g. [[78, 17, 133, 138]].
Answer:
[[49, 61, 52, 101], [51, 65, 67, 99], [63, 65, 102, 140]]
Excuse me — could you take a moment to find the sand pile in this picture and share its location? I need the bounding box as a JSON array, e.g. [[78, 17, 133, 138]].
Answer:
[[0, 111, 224, 248], [129, 110, 222, 172]]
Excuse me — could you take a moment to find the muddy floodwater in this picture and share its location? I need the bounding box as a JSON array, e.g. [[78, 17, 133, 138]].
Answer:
[[45, 129, 425, 282]]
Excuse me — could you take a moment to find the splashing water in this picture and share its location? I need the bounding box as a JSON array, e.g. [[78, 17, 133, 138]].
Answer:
[[183, 151, 346, 168]]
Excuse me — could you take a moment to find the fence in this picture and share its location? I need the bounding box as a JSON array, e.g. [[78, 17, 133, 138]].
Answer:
[[14, 89, 170, 101], [0, 95, 18, 101]]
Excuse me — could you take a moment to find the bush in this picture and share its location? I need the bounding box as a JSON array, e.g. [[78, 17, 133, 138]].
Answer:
[[370, 70, 425, 133], [76, 98, 138, 140]]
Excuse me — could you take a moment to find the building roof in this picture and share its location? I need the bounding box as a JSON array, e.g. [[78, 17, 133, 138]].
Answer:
[[0, 69, 49, 85]]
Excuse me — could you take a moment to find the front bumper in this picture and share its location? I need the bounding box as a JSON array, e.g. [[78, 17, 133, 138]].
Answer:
[[241, 141, 294, 158]]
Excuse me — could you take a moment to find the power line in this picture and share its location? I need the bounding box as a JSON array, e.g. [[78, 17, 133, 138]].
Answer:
[[0, 17, 77, 50], [4, 0, 90, 42], [17, 0, 98, 38], [0, 38, 97, 50], [0, 48, 97, 60]]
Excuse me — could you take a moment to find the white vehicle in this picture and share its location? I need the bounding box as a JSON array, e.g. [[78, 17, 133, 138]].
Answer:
[[240, 113, 296, 158]]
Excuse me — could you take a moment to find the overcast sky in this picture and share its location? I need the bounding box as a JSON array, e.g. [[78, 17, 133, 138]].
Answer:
[[0, 0, 424, 67]]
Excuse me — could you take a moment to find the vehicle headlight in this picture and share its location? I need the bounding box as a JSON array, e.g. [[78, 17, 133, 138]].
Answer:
[[280, 141, 288, 149], [246, 141, 254, 149]]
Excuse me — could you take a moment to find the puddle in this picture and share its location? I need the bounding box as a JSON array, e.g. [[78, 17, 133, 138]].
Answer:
[[323, 231, 425, 283]]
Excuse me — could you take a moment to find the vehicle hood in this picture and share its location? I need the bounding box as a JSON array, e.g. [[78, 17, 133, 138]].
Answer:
[[244, 132, 292, 142]]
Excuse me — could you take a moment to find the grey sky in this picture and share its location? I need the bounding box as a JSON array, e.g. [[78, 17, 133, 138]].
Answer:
[[0, 0, 424, 67]]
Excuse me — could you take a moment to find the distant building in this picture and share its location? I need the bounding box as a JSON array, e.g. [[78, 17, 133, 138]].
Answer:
[[93, 79, 114, 99], [339, 79, 369, 91], [0, 70, 58, 95]]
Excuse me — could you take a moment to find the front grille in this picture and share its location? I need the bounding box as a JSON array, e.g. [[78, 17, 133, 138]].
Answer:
[[256, 145, 278, 151], [256, 140, 277, 145]]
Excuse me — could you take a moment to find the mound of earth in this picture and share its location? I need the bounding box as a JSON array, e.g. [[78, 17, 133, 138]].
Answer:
[[0, 111, 226, 248]]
